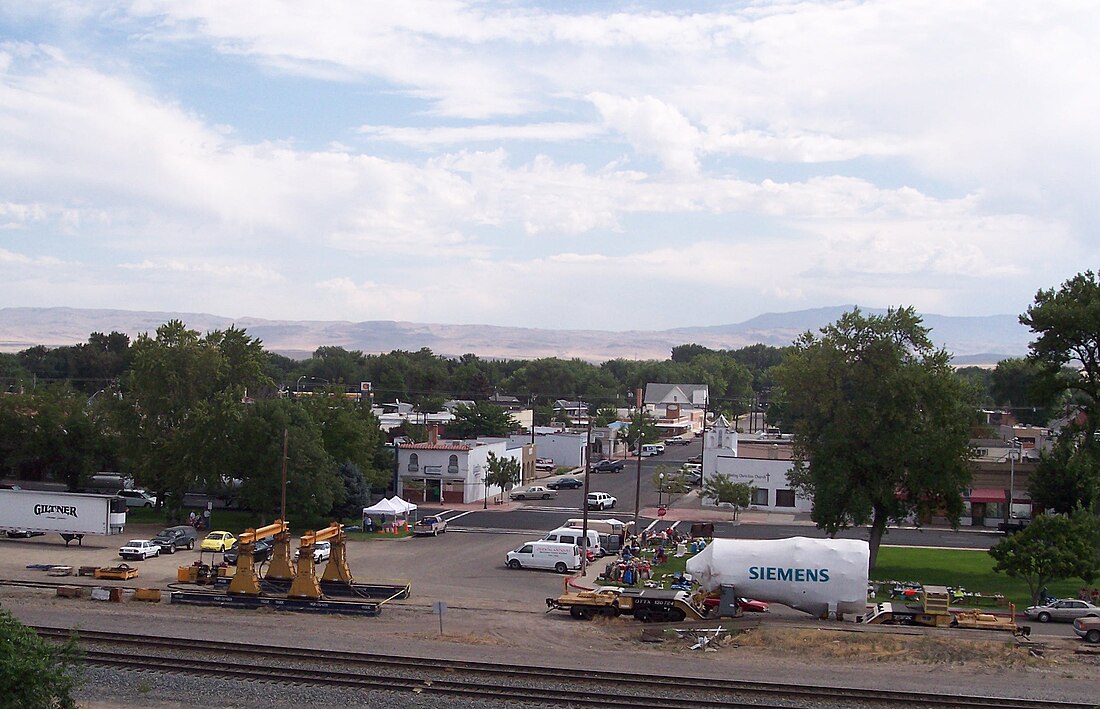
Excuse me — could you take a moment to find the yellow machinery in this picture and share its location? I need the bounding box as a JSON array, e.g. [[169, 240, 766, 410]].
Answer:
[[228, 520, 289, 596], [288, 522, 352, 600], [265, 523, 296, 582]]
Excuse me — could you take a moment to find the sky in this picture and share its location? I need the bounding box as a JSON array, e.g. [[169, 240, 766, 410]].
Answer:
[[0, 1, 1097, 332]]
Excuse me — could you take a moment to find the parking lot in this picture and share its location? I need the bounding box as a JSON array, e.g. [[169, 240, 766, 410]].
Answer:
[[0, 523, 585, 613]]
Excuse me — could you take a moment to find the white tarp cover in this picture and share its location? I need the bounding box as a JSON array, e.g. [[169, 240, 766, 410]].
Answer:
[[386, 496, 418, 514], [685, 537, 870, 618], [362, 498, 401, 516]]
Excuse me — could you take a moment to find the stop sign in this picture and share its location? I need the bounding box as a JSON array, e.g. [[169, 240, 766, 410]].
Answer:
[[657, 506, 667, 517]]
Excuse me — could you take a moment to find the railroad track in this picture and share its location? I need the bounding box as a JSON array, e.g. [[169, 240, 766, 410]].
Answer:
[[35, 626, 1089, 709]]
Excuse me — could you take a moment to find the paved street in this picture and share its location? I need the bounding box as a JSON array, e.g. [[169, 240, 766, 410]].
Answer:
[[416, 437, 1006, 551]]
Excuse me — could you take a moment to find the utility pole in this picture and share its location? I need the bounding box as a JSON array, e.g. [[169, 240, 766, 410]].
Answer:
[[280, 428, 289, 523], [581, 420, 592, 575], [632, 388, 643, 535]]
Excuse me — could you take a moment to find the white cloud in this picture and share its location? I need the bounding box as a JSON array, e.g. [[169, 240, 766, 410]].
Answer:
[[0, 2, 1095, 331]]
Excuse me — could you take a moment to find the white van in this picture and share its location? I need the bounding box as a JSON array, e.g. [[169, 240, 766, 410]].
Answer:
[[506, 541, 581, 573], [543, 527, 603, 556], [639, 444, 661, 457]]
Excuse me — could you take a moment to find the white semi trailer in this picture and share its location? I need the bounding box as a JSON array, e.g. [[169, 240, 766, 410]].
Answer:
[[686, 536, 870, 619], [0, 489, 128, 545]]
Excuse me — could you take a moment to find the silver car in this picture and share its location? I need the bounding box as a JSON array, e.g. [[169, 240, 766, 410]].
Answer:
[[118, 539, 161, 560], [1025, 599, 1100, 623]]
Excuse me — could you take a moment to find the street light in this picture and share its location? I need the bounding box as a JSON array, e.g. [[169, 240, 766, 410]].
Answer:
[[658, 472, 665, 509], [1008, 437, 1021, 522]]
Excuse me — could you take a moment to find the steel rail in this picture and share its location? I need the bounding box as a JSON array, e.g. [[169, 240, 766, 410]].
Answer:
[[36, 626, 1086, 709]]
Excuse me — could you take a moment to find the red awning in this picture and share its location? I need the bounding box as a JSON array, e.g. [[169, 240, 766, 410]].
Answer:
[[968, 488, 1005, 504]]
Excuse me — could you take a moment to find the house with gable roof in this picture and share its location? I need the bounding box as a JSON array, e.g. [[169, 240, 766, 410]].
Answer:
[[643, 383, 709, 437]]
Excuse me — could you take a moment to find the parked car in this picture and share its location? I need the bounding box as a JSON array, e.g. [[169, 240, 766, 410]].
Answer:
[[687, 453, 703, 464], [293, 540, 331, 563], [412, 515, 448, 536], [586, 492, 616, 510], [546, 477, 584, 490], [116, 489, 157, 508], [200, 530, 237, 552], [1025, 599, 1100, 623], [1073, 616, 1100, 643], [592, 459, 625, 473], [535, 458, 555, 472], [118, 539, 161, 560], [150, 525, 197, 554], [680, 463, 703, 485], [509, 485, 557, 501], [664, 437, 691, 446], [224, 537, 274, 565], [5, 530, 45, 538]]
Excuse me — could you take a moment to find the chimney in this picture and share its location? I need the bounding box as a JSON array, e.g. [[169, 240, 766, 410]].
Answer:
[[428, 424, 439, 445]]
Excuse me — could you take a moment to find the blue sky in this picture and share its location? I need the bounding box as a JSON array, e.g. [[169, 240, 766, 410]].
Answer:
[[0, 2, 1096, 331]]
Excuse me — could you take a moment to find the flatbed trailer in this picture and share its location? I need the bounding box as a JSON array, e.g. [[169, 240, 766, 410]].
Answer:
[[211, 576, 411, 600], [547, 586, 710, 622], [170, 589, 382, 616]]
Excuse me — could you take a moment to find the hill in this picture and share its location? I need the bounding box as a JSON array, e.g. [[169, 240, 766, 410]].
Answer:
[[0, 306, 1030, 364]]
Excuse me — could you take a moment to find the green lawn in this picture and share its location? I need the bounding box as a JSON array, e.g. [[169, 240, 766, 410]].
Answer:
[[873, 545, 1080, 609]]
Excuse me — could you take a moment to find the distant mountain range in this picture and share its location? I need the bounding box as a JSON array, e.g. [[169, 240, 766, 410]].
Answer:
[[0, 306, 1031, 364]]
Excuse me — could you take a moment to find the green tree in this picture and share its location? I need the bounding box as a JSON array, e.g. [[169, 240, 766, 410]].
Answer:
[[775, 307, 975, 570], [297, 394, 388, 491], [229, 399, 338, 525], [1022, 270, 1100, 437], [1029, 431, 1100, 513], [446, 401, 517, 439], [333, 461, 370, 520], [593, 406, 620, 427], [0, 386, 111, 488], [618, 410, 660, 453], [0, 609, 81, 709], [989, 357, 1065, 425], [485, 451, 521, 502], [988, 513, 1099, 605], [115, 321, 272, 519], [700, 472, 753, 520]]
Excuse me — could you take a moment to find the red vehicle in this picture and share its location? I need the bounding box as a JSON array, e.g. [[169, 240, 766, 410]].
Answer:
[[702, 595, 769, 613]]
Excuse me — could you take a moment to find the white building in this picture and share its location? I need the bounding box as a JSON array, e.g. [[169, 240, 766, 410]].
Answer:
[[702, 416, 812, 514], [397, 427, 531, 504], [507, 429, 587, 479], [643, 383, 708, 437]]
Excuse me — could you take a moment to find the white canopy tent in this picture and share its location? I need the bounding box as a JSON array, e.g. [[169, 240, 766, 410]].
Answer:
[[386, 495, 418, 515], [362, 498, 402, 516]]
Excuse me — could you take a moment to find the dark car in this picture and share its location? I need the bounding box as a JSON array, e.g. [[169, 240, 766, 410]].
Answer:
[[547, 477, 584, 490], [224, 537, 274, 565], [592, 459, 625, 473], [150, 525, 197, 554]]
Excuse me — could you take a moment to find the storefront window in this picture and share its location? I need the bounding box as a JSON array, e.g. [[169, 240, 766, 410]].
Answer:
[[751, 488, 769, 506], [775, 489, 796, 507]]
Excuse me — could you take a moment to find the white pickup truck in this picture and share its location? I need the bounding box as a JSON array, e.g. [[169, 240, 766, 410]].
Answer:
[[412, 515, 448, 536]]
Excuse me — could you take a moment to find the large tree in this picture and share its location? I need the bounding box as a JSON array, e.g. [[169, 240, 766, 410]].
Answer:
[[988, 513, 1099, 605], [1022, 270, 1100, 434], [446, 401, 517, 439], [775, 307, 975, 570], [1020, 271, 1100, 514], [114, 321, 271, 519]]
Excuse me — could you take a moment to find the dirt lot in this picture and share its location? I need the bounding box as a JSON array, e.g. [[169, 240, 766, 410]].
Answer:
[[2, 528, 1098, 707]]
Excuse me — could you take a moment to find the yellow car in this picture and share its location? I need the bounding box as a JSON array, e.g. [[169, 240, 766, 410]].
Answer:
[[200, 530, 236, 552]]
